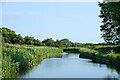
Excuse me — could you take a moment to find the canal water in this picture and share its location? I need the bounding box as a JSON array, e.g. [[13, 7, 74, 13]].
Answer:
[[19, 53, 120, 78]]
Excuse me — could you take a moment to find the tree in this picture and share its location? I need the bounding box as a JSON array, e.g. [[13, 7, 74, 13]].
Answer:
[[24, 36, 35, 45], [33, 39, 42, 46], [13, 34, 25, 44], [61, 38, 71, 47], [98, 2, 120, 44], [42, 38, 55, 47], [71, 42, 82, 47], [1, 27, 44, 46], [2, 27, 17, 44], [55, 40, 63, 48]]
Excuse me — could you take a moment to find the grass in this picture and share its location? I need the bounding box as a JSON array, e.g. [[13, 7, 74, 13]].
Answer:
[[63, 45, 120, 67], [2, 43, 120, 78], [2, 43, 63, 78], [0, 37, 2, 79]]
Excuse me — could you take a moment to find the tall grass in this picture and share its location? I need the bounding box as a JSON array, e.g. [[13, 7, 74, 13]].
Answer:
[[0, 35, 2, 79], [2, 44, 63, 78]]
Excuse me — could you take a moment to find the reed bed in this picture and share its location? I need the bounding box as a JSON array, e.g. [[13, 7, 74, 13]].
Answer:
[[2, 44, 63, 78]]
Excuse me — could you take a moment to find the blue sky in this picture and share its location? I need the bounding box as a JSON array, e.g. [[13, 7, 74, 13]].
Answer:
[[2, 2, 104, 43]]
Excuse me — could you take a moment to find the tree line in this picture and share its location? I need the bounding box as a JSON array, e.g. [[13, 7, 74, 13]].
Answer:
[[1, 27, 95, 48], [1, 27, 118, 48], [1, 2, 120, 46]]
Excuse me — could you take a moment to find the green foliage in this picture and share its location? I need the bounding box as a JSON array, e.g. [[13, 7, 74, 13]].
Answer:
[[33, 39, 42, 46], [55, 40, 63, 48], [2, 27, 111, 48], [1, 27, 43, 46], [2, 44, 63, 78], [64, 45, 120, 66], [95, 45, 120, 54], [2, 27, 17, 44], [2, 37, 5, 44], [98, 2, 120, 44], [42, 38, 80, 48], [42, 38, 55, 47], [0, 28, 2, 79], [14, 34, 25, 44], [2, 56, 19, 78], [2, 27, 119, 49], [24, 36, 34, 45], [61, 38, 71, 47]]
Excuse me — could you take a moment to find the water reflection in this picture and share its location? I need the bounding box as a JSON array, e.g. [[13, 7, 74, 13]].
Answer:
[[19, 53, 120, 78], [88, 60, 120, 75]]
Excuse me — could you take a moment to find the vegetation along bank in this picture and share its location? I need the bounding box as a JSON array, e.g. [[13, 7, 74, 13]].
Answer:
[[63, 45, 120, 67], [2, 44, 63, 78]]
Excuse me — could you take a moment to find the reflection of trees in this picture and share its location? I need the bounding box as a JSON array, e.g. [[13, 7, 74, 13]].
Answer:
[[88, 60, 120, 75], [106, 64, 120, 74], [105, 75, 118, 80], [19, 61, 42, 77], [19, 54, 62, 77]]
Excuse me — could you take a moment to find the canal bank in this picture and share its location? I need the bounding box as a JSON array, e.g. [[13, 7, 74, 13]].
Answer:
[[63, 46, 120, 68], [19, 53, 119, 78]]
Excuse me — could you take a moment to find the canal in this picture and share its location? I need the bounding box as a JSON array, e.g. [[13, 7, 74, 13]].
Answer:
[[19, 53, 120, 78]]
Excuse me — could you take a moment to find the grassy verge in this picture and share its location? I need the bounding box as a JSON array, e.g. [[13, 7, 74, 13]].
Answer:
[[2, 44, 63, 78], [63, 45, 120, 67]]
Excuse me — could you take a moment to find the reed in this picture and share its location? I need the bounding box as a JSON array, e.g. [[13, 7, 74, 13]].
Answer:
[[2, 44, 63, 78]]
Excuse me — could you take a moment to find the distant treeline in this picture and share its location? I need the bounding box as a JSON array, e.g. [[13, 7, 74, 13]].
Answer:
[[0, 27, 115, 48]]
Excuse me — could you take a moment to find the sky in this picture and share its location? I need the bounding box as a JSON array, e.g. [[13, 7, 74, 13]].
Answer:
[[1, 0, 103, 2], [2, 2, 104, 43]]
